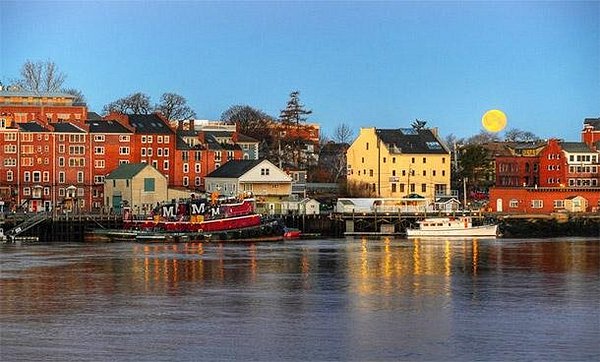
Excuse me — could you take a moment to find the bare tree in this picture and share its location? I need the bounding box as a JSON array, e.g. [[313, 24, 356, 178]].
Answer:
[[62, 88, 86, 104], [155, 92, 196, 121], [333, 122, 354, 144], [221, 105, 275, 142], [17, 60, 66, 93], [103, 92, 152, 114], [504, 128, 540, 142], [465, 130, 501, 145]]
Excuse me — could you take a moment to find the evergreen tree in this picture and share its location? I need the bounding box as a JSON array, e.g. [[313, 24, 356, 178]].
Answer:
[[278, 91, 312, 168]]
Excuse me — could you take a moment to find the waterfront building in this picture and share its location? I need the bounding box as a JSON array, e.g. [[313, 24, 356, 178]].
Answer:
[[104, 163, 167, 214], [489, 187, 600, 213], [204, 159, 292, 214], [346, 127, 451, 200]]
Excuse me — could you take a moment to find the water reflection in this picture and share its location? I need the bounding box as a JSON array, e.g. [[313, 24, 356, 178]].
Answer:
[[1, 238, 598, 361]]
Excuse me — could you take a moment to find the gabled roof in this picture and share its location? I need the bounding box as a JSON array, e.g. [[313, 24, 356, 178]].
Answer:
[[376, 128, 448, 154], [236, 133, 258, 143], [105, 163, 151, 179], [561, 142, 594, 153], [128, 114, 174, 134], [206, 159, 263, 178], [86, 120, 132, 133], [18, 122, 49, 132], [53, 122, 85, 133]]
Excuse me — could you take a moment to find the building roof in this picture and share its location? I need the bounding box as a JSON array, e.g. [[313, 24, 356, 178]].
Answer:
[[105, 163, 150, 179], [176, 135, 192, 150], [53, 122, 86, 133], [205, 159, 263, 178], [561, 142, 594, 153], [86, 120, 132, 133], [0, 90, 76, 98], [128, 114, 174, 134], [584, 118, 600, 129], [87, 112, 103, 120], [237, 133, 258, 143], [375, 128, 448, 154], [18, 122, 49, 132]]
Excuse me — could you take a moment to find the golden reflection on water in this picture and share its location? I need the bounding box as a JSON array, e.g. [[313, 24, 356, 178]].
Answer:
[[1, 239, 598, 317]]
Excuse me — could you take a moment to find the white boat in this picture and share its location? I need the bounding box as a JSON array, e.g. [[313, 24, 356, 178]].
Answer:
[[406, 216, 498, 237]]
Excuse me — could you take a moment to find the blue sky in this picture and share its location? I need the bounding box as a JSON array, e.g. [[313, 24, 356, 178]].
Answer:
[[1, 1, 598, 141]]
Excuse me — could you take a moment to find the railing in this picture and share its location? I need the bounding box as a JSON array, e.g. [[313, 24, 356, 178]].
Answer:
[[6, 212, 51, 238]]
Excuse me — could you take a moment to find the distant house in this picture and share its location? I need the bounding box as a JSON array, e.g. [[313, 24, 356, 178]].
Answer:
[[104, 163, 167, 214], [282, 198, 320, 215], [204, 159, 292, 214], [434, 196, 461, 212]]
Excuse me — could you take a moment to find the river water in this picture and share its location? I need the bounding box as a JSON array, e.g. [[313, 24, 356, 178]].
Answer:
[[1, 237, 598, 361]]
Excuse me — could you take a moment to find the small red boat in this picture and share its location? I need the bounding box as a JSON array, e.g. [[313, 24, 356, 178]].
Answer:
[[283, 227, 302, 239]]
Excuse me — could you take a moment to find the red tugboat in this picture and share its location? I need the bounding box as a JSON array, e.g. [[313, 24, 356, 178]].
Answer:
[[119, 194, 284, 242]]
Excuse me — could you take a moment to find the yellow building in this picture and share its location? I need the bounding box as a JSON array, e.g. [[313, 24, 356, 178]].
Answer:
[[347, 127, 451, 199]]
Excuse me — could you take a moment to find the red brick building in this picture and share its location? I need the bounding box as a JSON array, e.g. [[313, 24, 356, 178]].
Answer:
[[490, 187, 600, 213], [494, 142, 544, 187], [582, 117, 599, 150]]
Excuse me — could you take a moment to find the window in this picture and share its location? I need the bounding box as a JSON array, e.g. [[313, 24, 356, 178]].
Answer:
[[421, 183, 426, 192], [392, 170, 396, 176], [141, 148, 146, 157], [94, 176, 105, 184], [147, 148, 153, 156], [119, 147, 130, 155], [182, 151, 189, 161], [195, 151, 201, 161], [392, 183, 397, 193], [4, 133, 17, 141], [411, 157, 415, 163], [7, 170, 13, 182], [157, 148, 163, 157], [24, 172, 31, 182], [95, 146, 105, 154], [141, 136, 147, 143], [158, 136, 163, 143], [183, 163, 189, 173], [423, 157, 426, 163], [163, 160, 169, 170], [59, 157, 65, 167], [433, 170, 436, 176], [531, 200, 543, 209], [94, 135, 105, 142], [261, 168, 270, 176], [553, 200, 565, 209], [119, 135, 130, 142], [195, 163, 201, 173], [23, 187, 30, 196], [43, 172, 49, 182], [59, 172, 65, 183], [77, 171, 84, 183], [369, 169, 373, 177], [152, 160, 158, 169], [442, 158, 446, 164], [392, 157, 396, 163], [4, 158, 16, 167], [164, 148, 169, 157], [69, 145, 85, 155], [366, 142, 369, 150], [383, 157, 387, 163], [423, 170, 426, 176], [95, 160, 105, 168], [183, 176, 189, 186], [144, 178, 155, 192], [22, 158, 33, 166], [33, 171, 41, 183], [4, 144, 17, 153], [195, 177, 201, 186], [410, 184, 415, 193]]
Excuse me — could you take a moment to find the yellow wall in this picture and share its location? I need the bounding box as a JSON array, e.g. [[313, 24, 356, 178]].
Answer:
[[347, 127, 451, 199]]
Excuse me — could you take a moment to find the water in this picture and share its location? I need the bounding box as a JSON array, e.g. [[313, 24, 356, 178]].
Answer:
[[1, 237, 599, 361]]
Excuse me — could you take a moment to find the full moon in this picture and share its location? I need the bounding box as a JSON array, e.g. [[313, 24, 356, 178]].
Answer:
[[482, 109, 507, 133]]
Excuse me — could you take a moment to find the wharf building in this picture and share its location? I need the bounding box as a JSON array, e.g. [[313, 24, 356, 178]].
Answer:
[[0, 91, 259, 214], [489, 118, 600, 213], [346, 127, 452, 200]]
